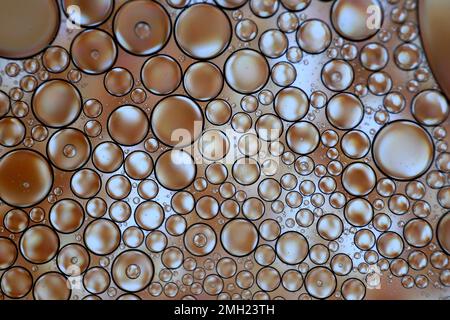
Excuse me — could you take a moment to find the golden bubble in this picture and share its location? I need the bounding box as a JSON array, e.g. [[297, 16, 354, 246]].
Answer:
[[104, 67, 133, 97], [175, 3, 231, 59], [50, 199, 85, 234], [341, 130, 370, 159], [184, 62, 223, 101], [154, 149, 196, 190], [342, 162, 376, 196], [84, 218, 120, 255], [83, 267, 110, 294], [221, 219, 258, 257], [92, 142, 124, 173], [344, 198, 373, 227], [224, 49, 270, 94], [151, 95, 203, 147], [341, 278, 366, 300], [108, 105, 149, 146], [0, 267, 32, 299], [20, 225, 59, 264], [70, 168, 101, 199], [0, 117, 25, 147], [113, 0, 170, 55], [71, 29, 117, 74], [373, 121, 434, 180], [376, 232, 404, 259], [404, 218, 433, 248], [141, 55, 182, 95], [411, 90, 449, 126], [0, 149, 53, 208], [0, 0, 59, 59], [32, 80, 82, 128], [57, 243, 90, 276]]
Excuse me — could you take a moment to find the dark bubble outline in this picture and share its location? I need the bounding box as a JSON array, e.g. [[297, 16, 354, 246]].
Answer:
[[296, 18, 332, 55], [198, 128, 231, 162], [91, 141, 124, 174], [308, 243, 331, 265], [387, 193, 410, 215], [255, 265, 282, 292], [304, 266, 337, 300], [111, 0, 172, 57], [367, 71, 393, 96], [110, 249, 155, 293], [215, 256, 238, 279], [0, 117, 26, 148], [253, 243, 277, 267], [173, 2, 233, 61], [316, 213, 344, 241], [145, 230, 168, 253], [194, 194, 220, 220], [161, 245, 185, 270], [281, 268, 304, 292], [258, 28, 289, 59], [402, 217, 434, 249], [0, 148, 55, 208], [274, 230, 310, 265], [205, 162, 229, 185], [410, 89, 450, 127], [182, 60, 225, 102], [343, 197, 374, 228], [41, 45, 71, 74], [254, 112, 284, 142], [0, 90, 11, 117], [341, 161, 377, 197], [18, 223, 61, 264], [273, 86, 310, 122], [106, 104, 149, 147], [324, 91, 364, 130], [0, 0, 61, 60], [320, 59, 355, 92], [407, 249, 428, 271], [0, 236, 19, 271], [235, 18, 259, 43], [219, 218, 260, 258], [69, 168, 102, 199], [123, 150, 154, 181], [354, 228, 376, 251], [45, 127, 92, 172], [205, 99, 232, 126], [103, 67, 135, 97], [82, 218, 121, 256], [108, 200, 132, 223], [341, 277, 367, 301], [3, 208, 29, 234], [330, 253, 353, 276], [372, 212, 392, 233], [231, 156, 262, 187], [285, 120, 321, 155], [134, 200, 165, 231], [153, 148, 198, 191], [137, 179, 160, 201], [69, 28, 119, 75], [359, 42, 390, 72], [149, 94, 205, 148], [56, 242, 91, 276], [340, 129, 371, 159], [436, 211, 450, 256], [242, 196, 266, 221], [140, 54, 183, 96], [31, 79, 83, 129], [219, 198, 241, 220], [122, 225, 145, 248], [295, 208, 314, 228], [375, 231, 405, 259], [164, 213, 187, 237], [231, 111, 253, 133], [170, 190, 195, 215], [223, 48, 271, 95], [213, 0, 248, 10], [393, 42, 424, 72], [294, 155, 315, 176], [183, 222, 218, 257], [83, 266, 112, 295], [235, 269, 255, 290], [257, 177, 282, 202], [49, 198, 86, 234], [371, 119, 436, 181], [0, 266, 33, 299], [329, 0, 385, 43]]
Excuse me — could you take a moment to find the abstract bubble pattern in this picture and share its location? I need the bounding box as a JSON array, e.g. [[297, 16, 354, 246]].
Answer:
[[0, 0, 448, 301]]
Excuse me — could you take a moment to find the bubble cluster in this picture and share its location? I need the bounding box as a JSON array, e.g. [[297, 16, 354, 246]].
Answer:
[[0, 0, 448, 301]]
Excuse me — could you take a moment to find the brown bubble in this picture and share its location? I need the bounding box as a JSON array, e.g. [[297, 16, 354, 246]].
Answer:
[[224, 49, 270, 94], [92, 141, 124, 173], [161, 246, 183, 269], [221, 219, 258, 257], [83, 267, 110, 294], [259, 29, 288, 58], [62, 0, 113, 26], [50, 199, 84, 234], [0, 91, 10, 117], [342, 162, 376, 196], [71, 168, 101, 199], [113, 0, 170, 55], [0, 149, 53, 208], [84, 218, 120, 255], [236, 19, 258, 42], [331, 0, 382, 41], [111, 250, 154, 292], [155, 149, 196, 190], [373, 121, 434, 180], [437, 212, 450, 255], [195, 196, 219, 220], [258, 178, 282, 202], [403, 218, 433, 248], [331, 254, 353, 276], [341, 278, 366, 300], [256, 267, 280, 292], [286, 121, 320, 154], [296, 19, 331, 54], [321, 60, 354, 92], [341, 130, 370, 159], [47, 128, 91, 171], [184, 62, 223, 101], [109, 201, 131, 222], [57, 243, 90, 275], [175, 3, 231, 59], [376, 232, 404, 259], [282, 269, 303, 292], [141, 55, 182, 95], [32, 80, 82, 128], [368, 71, 392, 96], [20, 225, 59, 264], [304, 267, 336, 299], [206, 162, 228, 184], [42, 46, 70, 73], [0, 117, 25, 147], [0, 237, 17, 270], [184, 223, 217, 256], [344, 198, 373, 227], [104, 67, 133, 97], [326, 93, 363, 130], [124, 151, 153, 180], [205, 100, 232, 125], [360, 43, 389, 71], [135, 201, 164, 231], [71, 29, 117, 74], [108, 105, 148, 146], [137, 179, 159, 200], [250, 0, 279, 18], [106, 175, 131, 200], [394, 43, 422, 70], [232, 157, 260, 186], [0, 267, 33, 299], [171, 191, 195, 215], [151, 95, 203, 148], [274, 87, 309, 122], [276, 231, 308, 265], [317, 214, 343, 241], [411, 90, 449, 126], [0, 0, 59, 59], [146, 231, 167, 253]]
